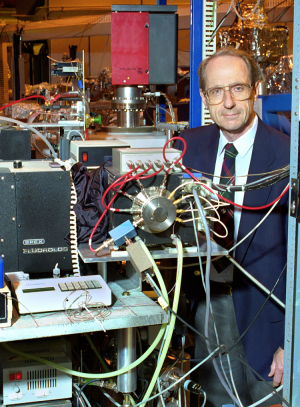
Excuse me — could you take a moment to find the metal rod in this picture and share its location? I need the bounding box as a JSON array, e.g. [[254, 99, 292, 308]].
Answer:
[[117, 327, 137, 393]]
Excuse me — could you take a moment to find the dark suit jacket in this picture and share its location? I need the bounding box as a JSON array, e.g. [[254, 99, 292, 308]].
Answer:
[[176, 118, 290, 379]]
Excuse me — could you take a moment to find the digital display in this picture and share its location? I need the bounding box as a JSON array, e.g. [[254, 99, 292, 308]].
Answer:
[[22, 287, 55, 293]]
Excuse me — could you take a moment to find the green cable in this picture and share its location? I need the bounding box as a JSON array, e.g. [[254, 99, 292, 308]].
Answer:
[[139, 237, 183, 407], [2, 325, 166, 379], [2, 239, 170, 380]]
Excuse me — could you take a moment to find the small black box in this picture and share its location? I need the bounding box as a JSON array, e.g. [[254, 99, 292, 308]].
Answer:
[[0, 161, 73, 275], [0, 129, 31, 160]]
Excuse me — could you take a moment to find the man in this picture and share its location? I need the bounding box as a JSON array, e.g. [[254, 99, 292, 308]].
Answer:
[[176, 48, 289, 406]]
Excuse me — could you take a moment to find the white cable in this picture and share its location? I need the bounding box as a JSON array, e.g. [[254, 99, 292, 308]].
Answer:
[[231, 0, 261, 21], [0, 116, 58, 158], [160, 91, 176, 123], [228, 184, 288, 253], [82, 304, 105, 331], [193, 190, 241, 407], [70, 173, 80, 276], [133, 347, 222, 407], [73, 383, 92, 407], [248, 385, 283, 407], [227, 354, 244, 407], [190, 203, 234, 395], [201, 391, 207, 407], [228, 257, 285, 309]]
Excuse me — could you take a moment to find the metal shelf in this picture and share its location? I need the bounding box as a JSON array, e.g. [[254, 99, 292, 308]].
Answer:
[[0, 281, 168, 343], [78, 237, 227, 263]]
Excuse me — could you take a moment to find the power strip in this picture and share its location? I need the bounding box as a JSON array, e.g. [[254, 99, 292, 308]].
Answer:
[[112, 147, 182, 174]]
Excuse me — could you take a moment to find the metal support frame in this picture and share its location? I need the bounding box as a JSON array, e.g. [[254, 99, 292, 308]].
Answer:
[[189, 0, 216, 128], [189, 0, 203, 129], [190, 1, 298, 405], [284, 3, 300, 405]]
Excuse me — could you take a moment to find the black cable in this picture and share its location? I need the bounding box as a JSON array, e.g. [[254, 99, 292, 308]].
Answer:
[[148, 270, 289, 406], [209, 168, 289, 193], [228, 262, 286, 352], [77, 379, 101, 407], [186, 165, 290, 181], [267, 0, 293, 16], [208, 5, 235, 46], [166, 307, 289, 407], [271, 5, 292, 23], [137, 378, 149, 403]]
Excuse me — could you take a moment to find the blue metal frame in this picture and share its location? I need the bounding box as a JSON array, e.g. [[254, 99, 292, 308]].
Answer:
[[284, 2, 300, 405], [189, 0, 203, 129], [259, 93, 291, 135]]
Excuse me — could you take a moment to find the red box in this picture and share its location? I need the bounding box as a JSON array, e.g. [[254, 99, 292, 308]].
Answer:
[[111, 12, 149, 85]]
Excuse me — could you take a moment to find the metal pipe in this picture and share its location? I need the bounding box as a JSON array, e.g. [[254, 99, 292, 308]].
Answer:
[[117, 327, 137, 393]]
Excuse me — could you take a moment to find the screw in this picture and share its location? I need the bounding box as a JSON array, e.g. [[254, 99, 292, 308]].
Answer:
[[12, 217, 16, 221], [11, 185, 15, 189], [1, 254, 4, 258], [145, 23, 149, 28], [122, 291, 130, 296], [0, 239, 4, 242], [1, 176, 4, 180]]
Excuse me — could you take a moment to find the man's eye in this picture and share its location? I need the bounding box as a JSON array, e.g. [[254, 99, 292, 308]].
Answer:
[[232, 85, 244, 92], [211, 88, 222, 96]]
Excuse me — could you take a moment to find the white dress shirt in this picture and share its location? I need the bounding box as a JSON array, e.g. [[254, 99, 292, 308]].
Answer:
[[210, 114, 258, 283]]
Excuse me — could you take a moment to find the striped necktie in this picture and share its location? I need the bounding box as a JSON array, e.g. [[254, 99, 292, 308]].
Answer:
[[213, 143, 238, 273]]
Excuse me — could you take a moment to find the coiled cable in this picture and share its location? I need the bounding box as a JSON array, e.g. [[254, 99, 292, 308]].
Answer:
[[70, 172, 80, 276]]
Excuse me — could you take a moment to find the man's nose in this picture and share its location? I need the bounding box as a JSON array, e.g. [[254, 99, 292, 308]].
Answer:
[[223, 89, 236, 108]]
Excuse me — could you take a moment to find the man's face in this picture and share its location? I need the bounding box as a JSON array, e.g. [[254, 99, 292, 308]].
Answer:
[[200, 55, 259, 141]]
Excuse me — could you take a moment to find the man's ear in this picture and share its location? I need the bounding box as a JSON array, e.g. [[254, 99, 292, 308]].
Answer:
[[200, 89, 208, 108], [253, 81, 259, 102]]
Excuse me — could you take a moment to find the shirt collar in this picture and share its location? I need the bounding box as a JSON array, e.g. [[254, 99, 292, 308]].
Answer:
[[218, 114, 258, 158]]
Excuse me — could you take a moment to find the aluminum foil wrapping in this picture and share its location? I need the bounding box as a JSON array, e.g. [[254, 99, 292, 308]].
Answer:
[[219, 0, 288, 67], [4, 103, 41, 119], [265, 55, 293, 94], [25, 82, 59, 97]]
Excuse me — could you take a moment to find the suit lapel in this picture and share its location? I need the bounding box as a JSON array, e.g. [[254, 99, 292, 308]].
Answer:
[[198, 124, 220, 180], [235, 119, 276, 264]]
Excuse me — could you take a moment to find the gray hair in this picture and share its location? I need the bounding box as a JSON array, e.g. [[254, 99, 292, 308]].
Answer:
[[198, 48, 262, 90]]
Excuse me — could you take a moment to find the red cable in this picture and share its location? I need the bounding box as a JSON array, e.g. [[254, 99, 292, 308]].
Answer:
[[0, 95, 47, 110], [101, 164, 157, 211], [138, 164, 165, 179], [163, 135, 289, 210], [162, 136, 187, 165], [50, 93, 80, 103], [89, 166, 141, 251], [85, 128, 89, 140], [50, 94, 61, 103]]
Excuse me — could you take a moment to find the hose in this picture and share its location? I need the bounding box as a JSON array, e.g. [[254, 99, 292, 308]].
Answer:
[[139, 236, 183, 407], [193, 189, 241, 406]]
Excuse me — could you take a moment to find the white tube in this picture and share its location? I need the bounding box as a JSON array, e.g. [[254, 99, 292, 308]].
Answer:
[[228, 257, 285, 309]]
